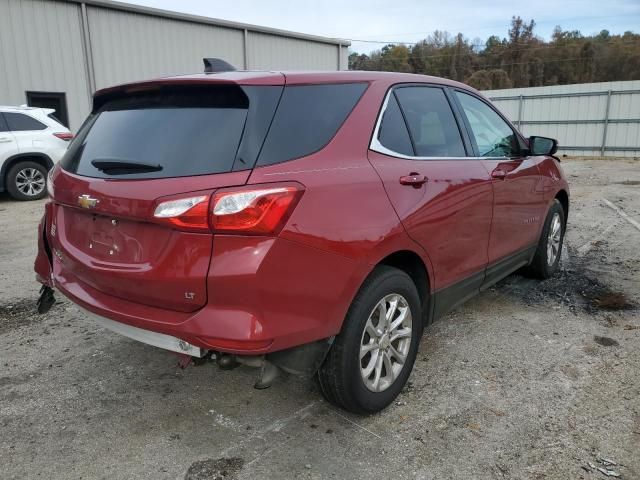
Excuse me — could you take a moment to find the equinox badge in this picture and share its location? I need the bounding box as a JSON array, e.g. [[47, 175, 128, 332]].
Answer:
[[77, 194, 99, 209]]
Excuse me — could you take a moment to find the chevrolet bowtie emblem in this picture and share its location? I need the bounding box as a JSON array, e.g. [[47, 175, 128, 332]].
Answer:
[[77, 194, 99, 209]]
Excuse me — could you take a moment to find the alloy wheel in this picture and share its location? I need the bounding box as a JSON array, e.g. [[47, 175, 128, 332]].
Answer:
[[547, 212, 562, 266], [15, 167, 46, 197], [359, 293, 412, 392]]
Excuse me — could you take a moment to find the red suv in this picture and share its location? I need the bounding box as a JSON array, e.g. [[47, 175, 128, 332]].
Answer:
[[35, 69, 569, 414]]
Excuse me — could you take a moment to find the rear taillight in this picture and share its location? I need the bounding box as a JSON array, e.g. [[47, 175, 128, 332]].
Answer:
[[211, 186, 303, 235], [53, 132, 74, 141], [153, 185, 303, 235], [153, 195, 210, 232]]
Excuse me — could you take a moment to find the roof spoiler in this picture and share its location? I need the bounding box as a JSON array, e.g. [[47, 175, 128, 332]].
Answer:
[[203, 58, 237, 73]]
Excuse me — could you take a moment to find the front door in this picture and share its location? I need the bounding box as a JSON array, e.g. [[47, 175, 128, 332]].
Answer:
[[453, 90, 546, 269], [368, 85, 493, 318]]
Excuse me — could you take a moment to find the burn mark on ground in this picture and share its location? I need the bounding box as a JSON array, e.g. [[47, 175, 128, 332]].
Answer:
[[0, 297, 47, 335], [497, 252, 636, 314], [184, 457, 244, 480]]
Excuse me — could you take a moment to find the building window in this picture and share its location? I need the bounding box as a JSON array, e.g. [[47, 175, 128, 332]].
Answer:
[[26, 91, 69, 128]]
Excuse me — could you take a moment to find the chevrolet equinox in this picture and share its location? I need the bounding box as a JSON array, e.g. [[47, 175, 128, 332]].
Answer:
[[35, 68, 569, 414]]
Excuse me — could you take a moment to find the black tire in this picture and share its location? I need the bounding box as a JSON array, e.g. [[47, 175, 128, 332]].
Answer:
[[6, 161, 48, 201], [317, 266, 421, 414], [527, 199, 565, 278]]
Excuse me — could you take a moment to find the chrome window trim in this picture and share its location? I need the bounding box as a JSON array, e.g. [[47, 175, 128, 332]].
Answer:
[[369, 87, 512, 161]]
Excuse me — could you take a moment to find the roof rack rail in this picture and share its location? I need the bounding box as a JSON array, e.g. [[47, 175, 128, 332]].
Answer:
[[203, 58, 237, 73]]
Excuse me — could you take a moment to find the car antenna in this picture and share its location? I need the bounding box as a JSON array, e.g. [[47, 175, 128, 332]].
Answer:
[[203, 58, 237, 73]]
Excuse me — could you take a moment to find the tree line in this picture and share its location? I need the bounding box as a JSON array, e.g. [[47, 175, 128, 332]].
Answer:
[[348, 17, 640, 90]]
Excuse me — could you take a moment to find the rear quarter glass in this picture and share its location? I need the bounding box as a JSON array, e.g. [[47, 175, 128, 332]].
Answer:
[[60, 85, 282, 179], [257, 83, 368, 166]]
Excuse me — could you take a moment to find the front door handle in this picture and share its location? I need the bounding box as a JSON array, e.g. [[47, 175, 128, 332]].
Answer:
[[491, 168, 507, 179], [0, 137, 13, 143], [399, 173, 428, 188]]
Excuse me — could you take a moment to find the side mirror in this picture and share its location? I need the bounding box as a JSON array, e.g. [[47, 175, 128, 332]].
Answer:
[[529, 136, 558, 156]]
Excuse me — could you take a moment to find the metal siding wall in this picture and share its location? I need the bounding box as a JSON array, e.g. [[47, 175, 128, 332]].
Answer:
[[1, 0, 347, 130], [0, 0, 90, 130], [86, 6, 244, 90], [484, 81, 640, 157], [340, 45, 349, 70], [247, 31, 338, 70]]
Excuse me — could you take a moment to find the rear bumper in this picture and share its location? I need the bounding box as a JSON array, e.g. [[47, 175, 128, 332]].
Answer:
[[37, 208, 367, 355]]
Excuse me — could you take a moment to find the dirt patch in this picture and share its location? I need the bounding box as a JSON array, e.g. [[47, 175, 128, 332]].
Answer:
[[0, 297, 47, 334], [184, 458, 244, 480], [594, 336, 620, 347]]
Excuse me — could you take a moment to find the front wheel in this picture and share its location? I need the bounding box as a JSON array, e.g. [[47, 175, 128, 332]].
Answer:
[[527, 199, 565, 278], [317, 266, 421, 414]]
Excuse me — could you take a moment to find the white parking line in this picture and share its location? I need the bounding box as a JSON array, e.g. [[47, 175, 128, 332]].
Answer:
[[218, 401, 320, 458], [603, 198, 640, 232], [576, 219, 621, 256]]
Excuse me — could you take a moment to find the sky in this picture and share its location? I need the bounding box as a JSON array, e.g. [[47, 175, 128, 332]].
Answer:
[[123, 0, 640, 54]]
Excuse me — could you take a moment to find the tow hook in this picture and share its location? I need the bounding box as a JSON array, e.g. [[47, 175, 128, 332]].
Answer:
[[36, 285, 55, 314], [175, 351, 213, 369]]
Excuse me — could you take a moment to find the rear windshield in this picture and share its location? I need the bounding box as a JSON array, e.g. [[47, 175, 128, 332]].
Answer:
[[61, 85, 281, 179]]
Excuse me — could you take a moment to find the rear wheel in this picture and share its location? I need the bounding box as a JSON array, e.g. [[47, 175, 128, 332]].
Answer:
[[317, 266, 421, 414], [6, 161, 48, 201], [527, 199, 565, 278]]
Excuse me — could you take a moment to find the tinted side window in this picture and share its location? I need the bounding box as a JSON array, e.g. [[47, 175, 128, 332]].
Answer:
[[5, 112, 47, 131], [455, 91, 520, 157], [377, 93, 414, 156], [258, 83, 367, 166], [394, 87, 466, 157], [0, 114, 8, 132]]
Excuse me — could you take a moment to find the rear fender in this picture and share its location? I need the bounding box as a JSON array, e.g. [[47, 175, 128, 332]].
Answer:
[[34, 202, 54, 287]]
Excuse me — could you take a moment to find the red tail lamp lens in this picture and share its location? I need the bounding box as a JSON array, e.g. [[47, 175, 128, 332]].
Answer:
[[211, 186, 302, 235]]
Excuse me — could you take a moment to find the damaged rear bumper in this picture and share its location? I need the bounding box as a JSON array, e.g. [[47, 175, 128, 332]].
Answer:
[[82, 306, 204, 357]]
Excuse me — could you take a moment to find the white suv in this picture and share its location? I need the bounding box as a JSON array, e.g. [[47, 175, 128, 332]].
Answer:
[[0, 106, 73, 200]]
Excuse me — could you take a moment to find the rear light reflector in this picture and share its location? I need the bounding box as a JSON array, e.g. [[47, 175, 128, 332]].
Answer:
[[211, 186, 303, 235], [53, 132, 74, 141], [153, 195, 210, 232], [197, 336, 273, 352]]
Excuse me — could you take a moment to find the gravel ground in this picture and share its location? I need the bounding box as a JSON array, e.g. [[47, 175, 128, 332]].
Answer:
[[1, 158, 638, 480]]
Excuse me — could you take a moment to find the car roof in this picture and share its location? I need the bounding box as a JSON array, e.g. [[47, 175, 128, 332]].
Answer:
[[94, 70, 478, 97], [0, 105, 55, 115], [0, 105, 41, 112]]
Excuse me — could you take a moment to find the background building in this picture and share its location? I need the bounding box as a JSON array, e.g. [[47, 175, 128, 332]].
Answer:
[[484, 80, 640, 158], [0, 0, 350, 130]]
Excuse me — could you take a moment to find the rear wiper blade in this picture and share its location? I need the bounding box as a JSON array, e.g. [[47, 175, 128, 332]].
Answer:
[[91, 159, 163, 174]]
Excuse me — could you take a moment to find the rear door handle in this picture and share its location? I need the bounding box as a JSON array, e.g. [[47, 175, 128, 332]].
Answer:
[[399, 173, 428, 188], [491, 168, 507, 179], [0, 137, 13, 143]]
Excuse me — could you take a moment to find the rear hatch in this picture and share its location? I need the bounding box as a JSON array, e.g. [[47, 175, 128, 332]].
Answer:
[[50, 80, 284, 312]]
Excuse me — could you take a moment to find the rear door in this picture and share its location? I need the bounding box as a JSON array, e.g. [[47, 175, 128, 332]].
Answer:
[[452, 90, 546, 268], [3, 111, 48, 152], [368, 85, 493, 315], [50, 83, 283, 313]]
